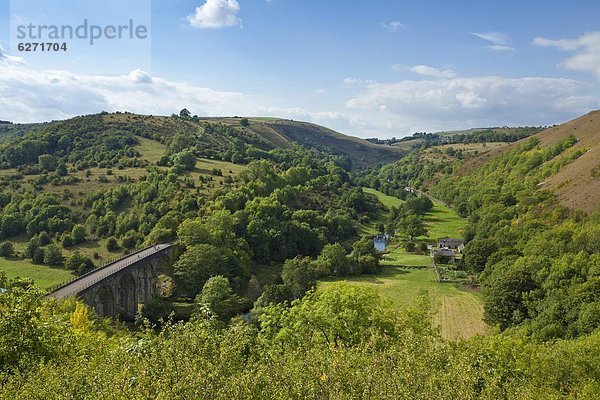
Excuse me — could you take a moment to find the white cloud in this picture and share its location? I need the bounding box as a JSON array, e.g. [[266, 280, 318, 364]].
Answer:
[[0, 64, 250, 123], [409, 65, 456, 79], [187, 0, 242, 29], [0, 44, 25, 66], [343, 77, 376, 85], [345, 76, 599, 134], [471, 31, 514, 51], [533, 32, 600, 78], [127, 69, 153, 84], [381, 21, 403, 32]]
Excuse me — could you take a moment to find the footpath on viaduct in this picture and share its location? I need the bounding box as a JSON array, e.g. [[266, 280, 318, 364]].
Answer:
[[47, 243, 176, 320]]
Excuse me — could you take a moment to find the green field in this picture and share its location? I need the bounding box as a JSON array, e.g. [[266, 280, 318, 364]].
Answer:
[[360, 188, 404, 235], [345, 188, 482, 339], [363, 187, 404, 209], [422, 200, 466, 240], [0, 258, 74, 289], [321, 266, 487, 340]]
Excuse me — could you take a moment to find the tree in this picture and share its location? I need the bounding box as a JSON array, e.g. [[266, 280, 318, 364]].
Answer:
[[71, 224, 86, 244], [173, 244, 249, 298], [169, 132, 195, 153], [483, 262, 537, 330], [397, 215, 428, 240], [106, 237, 120, 252], [281, 257, 317, 299], [38, 154, 57, 171], [173, 150, 197, 171], [25, 237, 40, 259], [463, 238, 498, 274], [0, 241, 14, 257], [43, 245, 64, 266], [195, 276, 246, 322], [179, 108, 191, 118], [64, 251, 94, 275], [56, 162, 68, 177], [38, 231, 51, 246], [316, 243, 349, 277], [60, 234, 74, 248], [32, 248, 45, 264], [140, 297, 174, 325]]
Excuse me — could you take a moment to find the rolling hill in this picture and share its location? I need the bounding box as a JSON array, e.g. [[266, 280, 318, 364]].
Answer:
[[455, 110, 600, 213], [0, 113, 406, 170]]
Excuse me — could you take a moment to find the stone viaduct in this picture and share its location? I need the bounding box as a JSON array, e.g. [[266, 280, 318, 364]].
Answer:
[[47, 243, 176, 320]]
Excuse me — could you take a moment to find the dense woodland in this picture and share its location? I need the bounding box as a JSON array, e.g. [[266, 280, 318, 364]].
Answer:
[[0, 113, 599, 398]]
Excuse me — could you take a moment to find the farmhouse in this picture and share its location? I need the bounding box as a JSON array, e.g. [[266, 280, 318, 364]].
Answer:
[[431, 248, 456, 263], [438, 238, 464, 252]]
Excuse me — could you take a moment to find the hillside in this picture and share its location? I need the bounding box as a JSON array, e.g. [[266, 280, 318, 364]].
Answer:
[[458, 110, 600, 213], [2, 113, 405, 170], [537, 110, 600, 213]]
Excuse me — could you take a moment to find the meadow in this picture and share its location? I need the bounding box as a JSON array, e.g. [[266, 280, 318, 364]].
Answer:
[[335, 188, 483, 339], [0, 258, 74, 289]]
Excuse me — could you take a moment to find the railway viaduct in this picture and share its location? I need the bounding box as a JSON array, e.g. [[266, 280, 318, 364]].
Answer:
[[47, 243, 176, 320]]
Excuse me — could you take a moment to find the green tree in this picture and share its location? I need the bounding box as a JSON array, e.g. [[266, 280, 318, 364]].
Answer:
[[0, 241, 14, 257], [397, 215, 428, 240], [60, 234, 74, 248], [281, 257, 317, 299], [140, 297, 174, 325], [195, 276, 247, 322], [32, 247, 45, 264], [38, 154, 57, 171], [173, 150, 197, 171], [315, 243, 349, 277], [71, 224, 86, 243], [463, 238, 498, 274], [106, 237, 120, 252], [56, 162, 68, 177], [173, 244, 249, 297], [483, 261, 537, 330], [43, 244, 64, 266], [64, 251, 94, 275]]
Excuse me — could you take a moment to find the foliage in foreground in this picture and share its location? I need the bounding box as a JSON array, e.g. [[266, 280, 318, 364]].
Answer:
[[1, 278, 599, 399]]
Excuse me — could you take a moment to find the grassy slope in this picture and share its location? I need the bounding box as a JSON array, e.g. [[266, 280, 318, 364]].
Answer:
[[360, 188, 404, 235], [0, 135, 247, 288], [0, 258, 74, 289], [422, 200, 465, 240], [457, 110, 600, 213]]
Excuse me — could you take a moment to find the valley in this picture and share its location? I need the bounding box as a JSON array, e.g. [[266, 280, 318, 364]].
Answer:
[[0, 111, 599, 398]]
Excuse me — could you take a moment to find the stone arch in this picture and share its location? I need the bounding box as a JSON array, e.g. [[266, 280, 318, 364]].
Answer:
[[117, 273, 137, 320], [139, 264, 154, 302], [93, 285, 115, 318]]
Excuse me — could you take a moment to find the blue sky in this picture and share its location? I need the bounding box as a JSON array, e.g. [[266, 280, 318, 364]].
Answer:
[[1, 0, 599, 138]]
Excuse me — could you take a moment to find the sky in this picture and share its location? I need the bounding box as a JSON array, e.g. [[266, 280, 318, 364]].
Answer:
[[1, 0, 599, 138]]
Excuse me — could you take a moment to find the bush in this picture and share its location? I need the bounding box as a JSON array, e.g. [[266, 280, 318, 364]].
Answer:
[[43, 245, 64, 266], [106, 237, 120, 252], [404, 241, 416, 252], [0, 241, 14, 257], [140, 297, 174, 325]]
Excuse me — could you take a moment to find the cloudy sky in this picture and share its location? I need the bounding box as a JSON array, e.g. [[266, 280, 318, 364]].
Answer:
[[1, 0, 599, 138]]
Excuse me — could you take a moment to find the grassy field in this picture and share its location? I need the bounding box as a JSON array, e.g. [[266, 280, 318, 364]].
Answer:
[[422, 200, 466, 240], [0, 258, 74, 289], [341, 188, 483, 339], [321, 266, 487, 340], [360, 188, 404, 235]]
